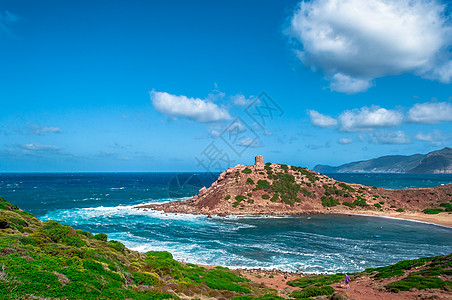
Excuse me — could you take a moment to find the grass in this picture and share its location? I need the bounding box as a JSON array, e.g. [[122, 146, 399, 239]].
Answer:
[[0, 197, 277, 300], [423, 208, 445, 214]]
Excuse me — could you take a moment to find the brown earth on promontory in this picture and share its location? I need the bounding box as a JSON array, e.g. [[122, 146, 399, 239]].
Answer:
[[136, 156, 452, 226]]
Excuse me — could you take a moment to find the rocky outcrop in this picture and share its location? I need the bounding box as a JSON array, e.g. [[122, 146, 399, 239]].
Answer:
[[136, 156, 452, 217]]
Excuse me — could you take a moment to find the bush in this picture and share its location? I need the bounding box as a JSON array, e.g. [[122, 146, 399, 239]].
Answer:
[[235, 195, 246, 202], [93, 233, 108, 241], [256, 180, 271, 190], [246, 178, 254, 185], [321, 196, 339, 207], [39, 220, 86, 247], [373, 203, 382, 209], [342, 201, 356, 208], [261, 194, 270, 200], [224, 195, 231, 200], [423, 208, 444, 214], [109, 240, 125, 252], [439, 202, 452, 212], [396, 208, 404, 212], [241, 168, 252, 174], [387, 276, 446, 292], [353, 196, 368, 207], [270, 194, 279, 202], [290, 286, 334, 298]]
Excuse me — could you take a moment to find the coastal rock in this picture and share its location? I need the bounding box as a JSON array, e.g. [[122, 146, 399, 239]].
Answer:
[[136, 156, 452, 223]]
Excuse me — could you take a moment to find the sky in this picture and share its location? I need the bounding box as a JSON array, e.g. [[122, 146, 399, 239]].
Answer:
[[0, 0, 451, 172]]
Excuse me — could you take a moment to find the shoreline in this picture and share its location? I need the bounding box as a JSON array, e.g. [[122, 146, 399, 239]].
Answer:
[[331, 210, 452, 228], [137, 205, 452, 228]]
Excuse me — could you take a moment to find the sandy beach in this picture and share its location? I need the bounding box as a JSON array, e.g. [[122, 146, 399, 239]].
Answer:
[[332, 209, 452, 228]]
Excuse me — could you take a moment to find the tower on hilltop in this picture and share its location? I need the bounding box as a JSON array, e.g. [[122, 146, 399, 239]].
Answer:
[[254, 155, 264, 171]]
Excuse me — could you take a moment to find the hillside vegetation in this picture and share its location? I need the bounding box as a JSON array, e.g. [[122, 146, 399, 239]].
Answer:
[[0, 197, 280, 300], [1, 197, 451, 299]]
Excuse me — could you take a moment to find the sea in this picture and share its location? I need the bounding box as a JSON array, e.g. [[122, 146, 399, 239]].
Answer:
[[1, 172, 451, 274]]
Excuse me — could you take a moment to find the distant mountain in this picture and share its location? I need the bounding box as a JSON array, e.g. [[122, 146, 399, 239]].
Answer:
[[314, 147, 452, 173]]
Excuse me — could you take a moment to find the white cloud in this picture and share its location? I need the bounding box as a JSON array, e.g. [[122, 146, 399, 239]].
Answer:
[[150, 90, 231, 123], [339, 106, 403, 132], [288, 0, 452, 93], [338, 138, 352, 144], [329, 73, 372, 94], [19, 143, 61, 151], [415, 130, 449, 146], [407, 101, 452, 124], [308, 110, 337, 127], [231, 94, 254, 106], [28, 124, 62, 135], [370, 131, 411, 144]]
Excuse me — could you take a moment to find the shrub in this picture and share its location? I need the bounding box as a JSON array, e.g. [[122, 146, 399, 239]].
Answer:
[[270, 194, 279, 202], [343, 201, 356, 208], [246, 178, 254, 185], [290, 286, 334, 298], [39, 220, 86, 247], [247, 193, 252, 197], [439, 202, 452, 212], [396, 208, 404, 212], [109, 240, 125, 252], [387, 276, 446, 292], [224, 195, 231, 200], [93, 233, 108, 241], [235, 195, 246, 202], [423, 208, 444, 214], [261, 194, 270, 200], [241, 168, 252, 174], [256, 180, 271, 190], [321, 196, 339, 207], [373, 203, 382, 209], [353, 196, 368, 207]]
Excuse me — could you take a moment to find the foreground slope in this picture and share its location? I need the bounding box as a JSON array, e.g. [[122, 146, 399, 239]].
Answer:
[[0, 197, 279, 300], [314, 147, 452, 173], [140, 157, 452, 226], [1, 197, 451, 299]]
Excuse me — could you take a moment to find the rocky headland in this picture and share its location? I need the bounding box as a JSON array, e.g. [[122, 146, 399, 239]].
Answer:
[[136, 156, 452, 227]]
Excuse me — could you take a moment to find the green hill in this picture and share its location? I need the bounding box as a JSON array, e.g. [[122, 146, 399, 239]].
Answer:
[[1, 197, 451, 299], [0, 197, 280, 300]]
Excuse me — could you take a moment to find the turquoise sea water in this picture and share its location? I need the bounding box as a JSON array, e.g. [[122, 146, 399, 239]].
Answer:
[[0, 172, 451, 273]]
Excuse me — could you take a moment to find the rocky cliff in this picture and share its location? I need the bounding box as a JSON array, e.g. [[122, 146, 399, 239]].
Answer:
[[137, 156, 452, 217]]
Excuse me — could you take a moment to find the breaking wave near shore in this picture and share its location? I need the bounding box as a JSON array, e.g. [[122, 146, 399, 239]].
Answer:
[[1, 172, 452, 273]]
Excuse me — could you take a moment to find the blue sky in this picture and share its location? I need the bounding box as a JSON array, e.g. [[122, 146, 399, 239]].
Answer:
[[1, 0, 451, 172]]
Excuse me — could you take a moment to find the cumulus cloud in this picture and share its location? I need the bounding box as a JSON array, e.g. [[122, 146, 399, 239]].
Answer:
[[231, 94, 255, 106], [308, 110, 337, 128], [288, 0, 452, 93], [150, 90, 231, 123], [407, 101, 452, 124], [415, 130, 449, 146], [338, 138, 352, 144], [339, 106, 403, 132], [329, 73, 373, 94], [370, 131, 411, 144]]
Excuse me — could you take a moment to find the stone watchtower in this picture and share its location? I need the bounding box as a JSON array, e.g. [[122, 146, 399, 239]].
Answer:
[[254, 155, 264, 171]]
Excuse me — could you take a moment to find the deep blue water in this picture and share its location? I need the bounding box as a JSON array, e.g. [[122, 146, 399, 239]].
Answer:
[[0, 172, 451, 273]]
